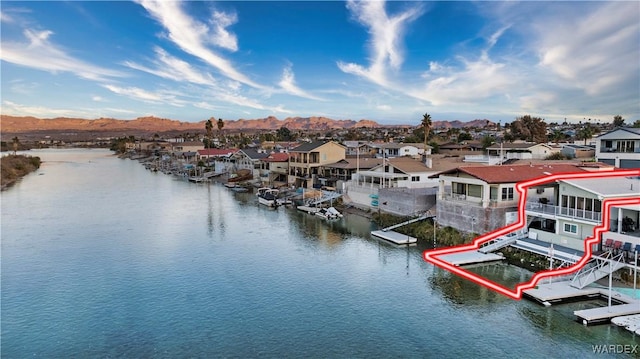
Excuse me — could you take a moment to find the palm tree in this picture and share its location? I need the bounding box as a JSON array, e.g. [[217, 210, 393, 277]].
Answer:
[[421, 113, 432, 147], [205, 118, 214, 148], [217, 118, 225, 146]]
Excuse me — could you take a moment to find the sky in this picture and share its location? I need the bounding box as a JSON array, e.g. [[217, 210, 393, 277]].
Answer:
[[1, 1, 639, 126]]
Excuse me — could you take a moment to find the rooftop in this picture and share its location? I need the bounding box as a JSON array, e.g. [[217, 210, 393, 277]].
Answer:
[[561, 176, 640, 198], [431, 163, 587, 183]]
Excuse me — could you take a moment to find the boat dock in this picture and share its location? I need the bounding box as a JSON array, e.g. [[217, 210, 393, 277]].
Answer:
[[369, 213, 433, 246], [371, 230, 417, 245], [523, 281, 602, 305], [437, 250, 504, 266], [575, 303, 640, 325]]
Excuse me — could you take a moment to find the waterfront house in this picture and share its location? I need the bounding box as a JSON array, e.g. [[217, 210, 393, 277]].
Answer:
[[431, 163, 586, 234], [345, 157, 438, 214], [197, 148, 239, 173], [595, 127, 640, 168], [288, 141, 346, 188], [321, 157, 383, 191], [171, 141, 205, 155], [233, 149, 269, 180], [260, 152, 289, 187], [525, 176, 640, 254]]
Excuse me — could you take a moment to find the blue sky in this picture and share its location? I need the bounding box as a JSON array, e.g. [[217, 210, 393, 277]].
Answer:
[[1, 1, 638, 125]]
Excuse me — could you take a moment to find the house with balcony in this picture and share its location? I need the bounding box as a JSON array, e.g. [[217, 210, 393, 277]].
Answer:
[[525, 176, 640, 254], [321, 157, 383, 191], [342, 141, 371, 157], [432, 164, 585, 234], [595, 127, 640, 168], [345, 157, 438, 214], [196, 148, 239, 173], [288, 141, 346, 188], [260, 152, 289, 187]]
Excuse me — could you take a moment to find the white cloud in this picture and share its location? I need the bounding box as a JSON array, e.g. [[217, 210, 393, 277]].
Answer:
[[1, 100, 93, 118], [209, 11, 239, 51], [103, 84, 185, 107], [124, 47, 216, 86], [1, 29, 124, 81], [136, 0, 264, 89], [337, 0, 424, 86], [278, 64, 324, 101], [414, 54, 513, 107]]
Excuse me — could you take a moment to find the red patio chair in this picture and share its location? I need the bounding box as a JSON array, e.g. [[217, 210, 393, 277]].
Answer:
[[613, 241, 623, 254], [603, 238, 613, 250]]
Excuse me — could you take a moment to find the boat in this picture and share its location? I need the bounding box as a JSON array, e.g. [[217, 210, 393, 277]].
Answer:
[[257, 187, 280, 207], [314, 206, 343, 220], [227, 169, 252, 183]]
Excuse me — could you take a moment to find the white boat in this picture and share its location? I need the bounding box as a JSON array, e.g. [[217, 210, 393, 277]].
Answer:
[[314, 206, 343, 220], [257, 188, 280, 207]]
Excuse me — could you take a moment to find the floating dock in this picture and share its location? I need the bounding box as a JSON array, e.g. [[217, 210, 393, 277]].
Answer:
[[575, 303, 640, 325], [371, 230, 417, 245], [523, 281, 602, 305], [437, 250, 504, 266]]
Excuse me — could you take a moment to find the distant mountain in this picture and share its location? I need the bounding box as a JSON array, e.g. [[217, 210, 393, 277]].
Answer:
[[0, 115, 381, 133], [0, 115, 494, 134]]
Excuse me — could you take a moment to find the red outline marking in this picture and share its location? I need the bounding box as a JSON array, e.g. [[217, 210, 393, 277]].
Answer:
[[423, 169, 640, 300]]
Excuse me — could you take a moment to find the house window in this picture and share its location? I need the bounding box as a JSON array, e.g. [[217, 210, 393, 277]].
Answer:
[[501, 187, 514, 200], [617, 140, 635, 153], [563, 223, 578, 234], [411, 176, 420, 182], [453, 182, 466, 195], [490, 187, 498, 201], [468, 184, 482, 198]]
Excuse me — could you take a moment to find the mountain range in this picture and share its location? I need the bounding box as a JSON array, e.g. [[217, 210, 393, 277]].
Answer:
[[0, 115, 495, 133]]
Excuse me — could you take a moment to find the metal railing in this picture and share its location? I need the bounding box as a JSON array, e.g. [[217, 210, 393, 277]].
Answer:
[[525, 201, 602, 223]]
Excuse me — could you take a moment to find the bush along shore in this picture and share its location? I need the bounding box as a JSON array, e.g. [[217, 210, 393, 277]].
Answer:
[[1, 154, 41, 190], [371, 212, 640, 285], [371, 212, 477, 247]]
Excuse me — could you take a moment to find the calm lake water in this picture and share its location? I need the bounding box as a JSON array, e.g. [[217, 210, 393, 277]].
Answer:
[[2, 149, 638, 358]]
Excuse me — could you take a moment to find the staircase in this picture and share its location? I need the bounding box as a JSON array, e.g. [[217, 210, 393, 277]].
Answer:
[[478, 233, 519, 253], [381, 214, 432, 232], [570, 251, 626, 289]]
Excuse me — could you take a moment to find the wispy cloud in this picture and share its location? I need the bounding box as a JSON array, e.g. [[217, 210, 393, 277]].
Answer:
[[103, 84, 185, 107], [414, 32, 514, 106], [135, 0, 263, 89], [337, 0, 424, 86], [1, 100, 94, 118], [534, 2, 639, 96], [1, 29, 124, 81], [209, 10, 239, 51], [124, 47, 217, 86], [278, 64, 324, 101]]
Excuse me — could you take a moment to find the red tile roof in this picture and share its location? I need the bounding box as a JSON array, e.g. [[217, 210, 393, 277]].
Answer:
[[433, 163, 586, 184], [262, 152, 289, 162]]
